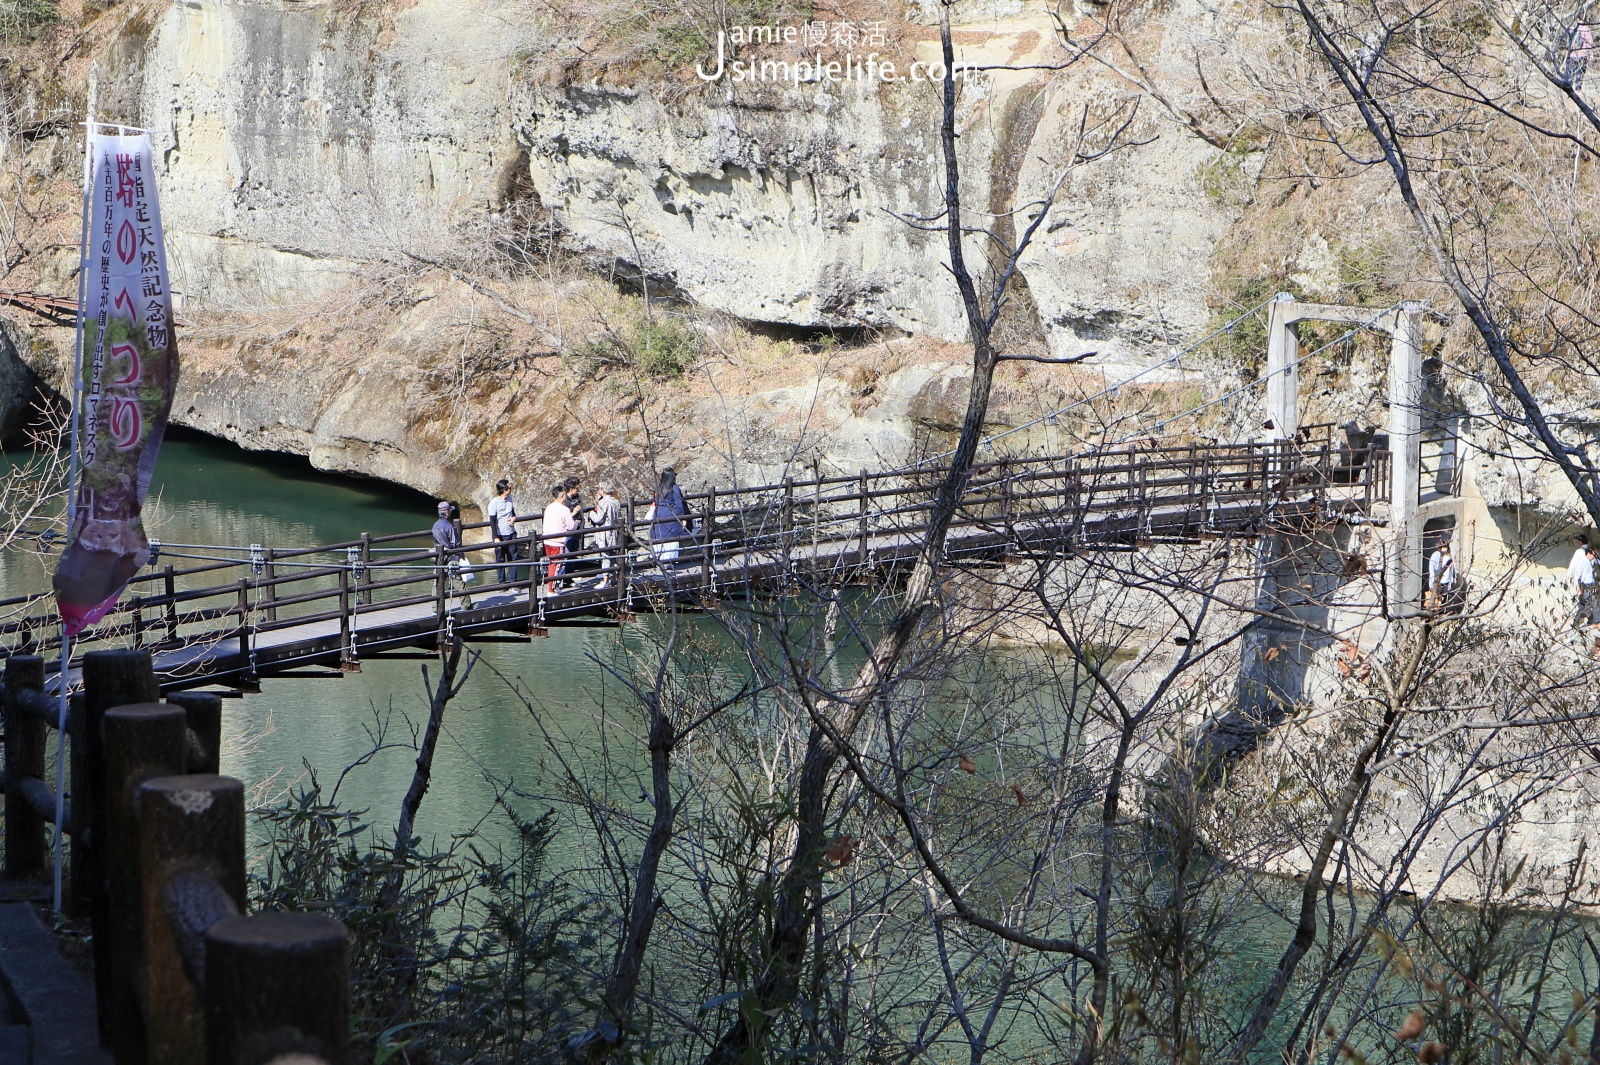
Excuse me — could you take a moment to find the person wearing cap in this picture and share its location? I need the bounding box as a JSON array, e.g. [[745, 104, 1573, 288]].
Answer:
[[432, 501, 472, 608], [433, 500, 458, 551]]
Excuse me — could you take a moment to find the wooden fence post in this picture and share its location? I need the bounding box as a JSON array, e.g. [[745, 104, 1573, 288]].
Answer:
[[359, 532, 373, 606], [76, 649, 160, 1037], [811, 464, 821, 573], [3, 655, 47, 876], [527, 523, 550, 636], [205, 912, 349, 1065], [166, 691, 223, 775], [104, 703, 189, 1065], [1000, 459, 1014, 551], [140, 774, 246, 1065]]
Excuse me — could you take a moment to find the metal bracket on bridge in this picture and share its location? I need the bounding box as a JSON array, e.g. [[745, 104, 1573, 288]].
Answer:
[[149, 539, 161, 565], [250, 544, 265, 575], [347, 546, 363, 579]]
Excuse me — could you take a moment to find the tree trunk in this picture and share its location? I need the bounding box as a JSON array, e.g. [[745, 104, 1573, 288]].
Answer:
[[704, 10, 1001, 1062]]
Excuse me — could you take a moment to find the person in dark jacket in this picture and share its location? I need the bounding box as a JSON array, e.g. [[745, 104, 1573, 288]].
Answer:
[[432, 500, 458, 550], [432, 501, 472, 608], [649, 468, 691, 563]]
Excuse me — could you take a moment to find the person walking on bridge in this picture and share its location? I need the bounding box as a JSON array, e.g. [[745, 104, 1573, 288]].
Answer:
[[433, 501, 473, 609], [432, 500, 457, 552], [543, 483, 578, 594], [563, 476, 588, 559], [588, 481, 623, 587], [488, 479, 522, 584], [648, 467, 691, 565], [1569, 537, 1600, 654]]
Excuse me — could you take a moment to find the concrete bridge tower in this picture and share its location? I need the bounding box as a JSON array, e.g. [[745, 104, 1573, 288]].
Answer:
[[1264, 294, 1434, 613]]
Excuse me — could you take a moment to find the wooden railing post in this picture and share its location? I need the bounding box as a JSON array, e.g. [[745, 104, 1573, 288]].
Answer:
[[131, 595, 145, 649], [205, 912, 349, 1065], [3, 655, 47, 876], [359, 532, 372, 606], [811, 464, 822, 572], [1187, 442, 1198, 515], [163, 564, 178, 644], [433, 545, 448, 649], [140, 774, 246, 1065], [620, 498, 635, 616], [1260, 451, 1270, 514], [77, 649, 161, 1034], [235, 578, 252, 685], [858, 469, 869, 569], [701, 486, 716, 599], [1001, 458, 1014, 535], [104, 702, 189, 1065], [261, 549, 277, 623], [782, 476, 794, 549], [524, 530, 540, 633]]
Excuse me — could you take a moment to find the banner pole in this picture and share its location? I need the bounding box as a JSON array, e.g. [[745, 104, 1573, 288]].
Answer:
[[52, 64, 98, 914]]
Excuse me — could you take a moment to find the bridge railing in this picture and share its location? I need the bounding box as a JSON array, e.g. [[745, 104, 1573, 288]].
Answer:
[[0, 440, 1389, 678]]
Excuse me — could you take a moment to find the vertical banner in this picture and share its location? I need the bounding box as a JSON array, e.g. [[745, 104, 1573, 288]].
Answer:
[[53, 132, 179, 637]]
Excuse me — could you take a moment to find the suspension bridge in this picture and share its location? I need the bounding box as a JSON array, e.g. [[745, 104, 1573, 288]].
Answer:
[[0, 437, 1392, 691], [0, 295, 1449, 693]]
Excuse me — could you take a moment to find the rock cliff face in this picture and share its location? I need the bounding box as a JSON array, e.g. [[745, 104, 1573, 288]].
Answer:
[[7, 0, 1246, 511], [119, 0, 1228, 356], [134, 0, 528, 310], [2, 0, 1238, 506]]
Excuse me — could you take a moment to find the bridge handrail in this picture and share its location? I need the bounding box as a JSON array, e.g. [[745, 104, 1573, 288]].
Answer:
[[1, 441, 1391, 668]]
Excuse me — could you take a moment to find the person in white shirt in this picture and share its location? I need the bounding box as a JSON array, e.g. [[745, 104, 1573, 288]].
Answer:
[[1568, 536, 1597, 631], [1426, 538, 1460, 613], [542, 483, 578, 594], [487, 479, 521, 584]]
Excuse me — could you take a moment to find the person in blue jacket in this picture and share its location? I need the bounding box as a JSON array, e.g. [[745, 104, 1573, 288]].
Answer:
[[649, 468, 691, 564]]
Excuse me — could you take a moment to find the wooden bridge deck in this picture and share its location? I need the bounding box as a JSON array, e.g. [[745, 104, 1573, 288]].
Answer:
[[0, 441, 1390, 691]]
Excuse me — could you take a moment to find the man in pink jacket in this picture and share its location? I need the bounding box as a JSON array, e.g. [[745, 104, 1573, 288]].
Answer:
[[542, 483, 578, 594]]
